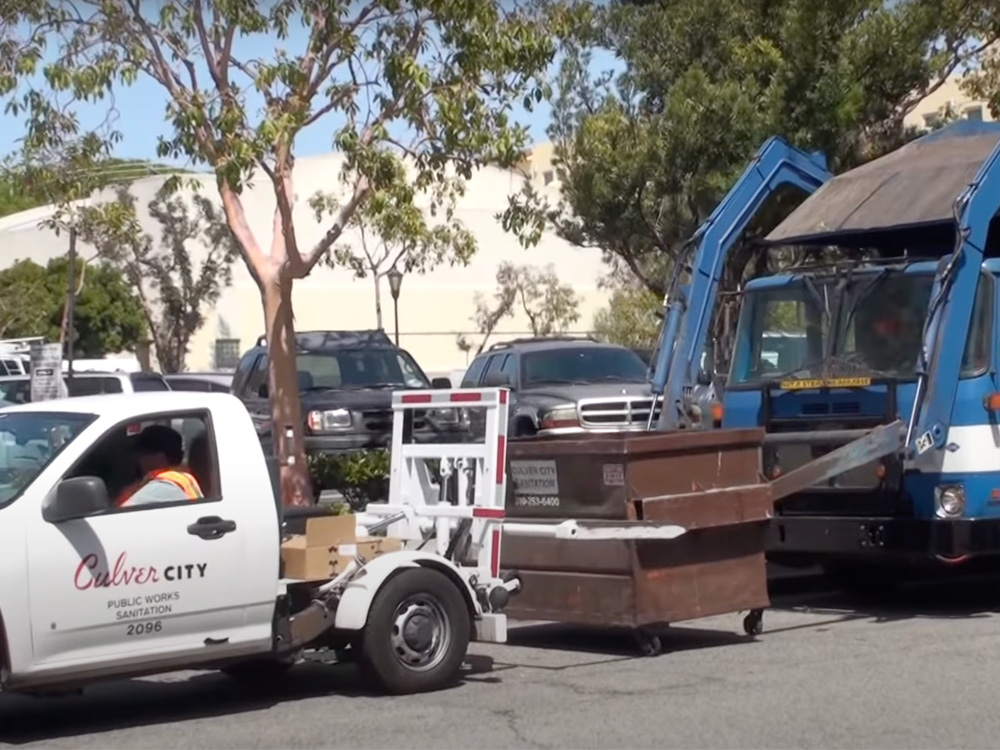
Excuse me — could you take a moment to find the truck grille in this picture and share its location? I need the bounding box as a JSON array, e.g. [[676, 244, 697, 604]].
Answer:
[[578, 396, 663, 428], [362, 409, 427, 431]]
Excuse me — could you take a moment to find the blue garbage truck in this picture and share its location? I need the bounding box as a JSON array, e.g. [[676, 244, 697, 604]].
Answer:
[[649, 120, 1000, 572]]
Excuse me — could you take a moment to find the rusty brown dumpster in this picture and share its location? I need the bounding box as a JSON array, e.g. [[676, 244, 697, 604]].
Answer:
[[501, 428, 772, 641]]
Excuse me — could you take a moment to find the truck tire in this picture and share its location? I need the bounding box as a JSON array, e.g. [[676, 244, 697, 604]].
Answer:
[[360, 567, 470, 695]]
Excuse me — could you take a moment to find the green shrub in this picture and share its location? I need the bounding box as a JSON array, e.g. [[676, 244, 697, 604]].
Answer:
[[307, 449, 390, 510]]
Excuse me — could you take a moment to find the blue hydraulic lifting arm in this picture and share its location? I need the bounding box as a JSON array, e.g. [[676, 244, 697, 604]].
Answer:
[[649, 137, 833, 430], [907, 138, 1000, 457]]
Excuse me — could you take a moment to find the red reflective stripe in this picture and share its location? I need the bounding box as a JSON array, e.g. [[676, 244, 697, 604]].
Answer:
[[495, 435, 506, 484], [401, 394, 432, 404], [449, 392, 481, 402], [499, 390, 508, 404], [490, 529, 501, 577], [473, 507, 505, 519]]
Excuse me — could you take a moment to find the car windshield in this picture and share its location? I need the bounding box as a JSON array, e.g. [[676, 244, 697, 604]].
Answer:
[[729, 270, 991, 386], [0, 411, 95, 507], [521, 347, 649, 387], [295, 349, 430, 390]]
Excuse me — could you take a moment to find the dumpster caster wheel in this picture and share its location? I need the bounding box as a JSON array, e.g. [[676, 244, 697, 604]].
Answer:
[[743, 610, 764, 637], [635, 631, 663, 657]]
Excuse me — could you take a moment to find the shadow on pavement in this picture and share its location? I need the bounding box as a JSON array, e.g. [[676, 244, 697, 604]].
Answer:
[[500, 620, 752, 667], [0, 659, 448, 745], [768, 567, 1000, 626]]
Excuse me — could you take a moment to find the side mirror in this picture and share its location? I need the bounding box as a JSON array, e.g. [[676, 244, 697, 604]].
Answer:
[[43, 476, 110, 524], [431, 377, 453, 389], [482, 371, 513, 389], [257, 383, 269, 399]]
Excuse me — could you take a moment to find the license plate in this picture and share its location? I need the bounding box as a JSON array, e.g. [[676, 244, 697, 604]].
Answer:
[[779, 377, 873, 390]]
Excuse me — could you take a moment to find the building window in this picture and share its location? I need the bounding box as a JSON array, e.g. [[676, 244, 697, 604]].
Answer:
[[214, 339, 241, 371], [967, 106, 984, 121], [543, 170, 554, 186], [924, 113, 941, 129]]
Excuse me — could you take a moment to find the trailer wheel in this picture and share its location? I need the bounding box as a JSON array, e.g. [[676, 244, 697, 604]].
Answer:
[[743, 609, 764, 637], [360, 567, 470, 695]]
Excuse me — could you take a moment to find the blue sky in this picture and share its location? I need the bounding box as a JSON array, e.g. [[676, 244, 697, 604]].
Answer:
[[0, 24, 621, 168]]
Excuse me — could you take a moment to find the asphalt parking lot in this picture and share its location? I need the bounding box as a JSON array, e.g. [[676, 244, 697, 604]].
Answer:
[[3, 571, 1000, 749]]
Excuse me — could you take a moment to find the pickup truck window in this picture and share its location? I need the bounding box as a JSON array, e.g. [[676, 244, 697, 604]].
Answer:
[[461, 357, 487, 387], [521, 347, 649, 387], [68, 411, 222, 507], [296, 350, 430, 390], [0, 410, 96, 507], [243, 355, 268, 398]]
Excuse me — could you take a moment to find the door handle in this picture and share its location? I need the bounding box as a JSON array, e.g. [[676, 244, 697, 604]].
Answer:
[[187, 516, 237, 540]]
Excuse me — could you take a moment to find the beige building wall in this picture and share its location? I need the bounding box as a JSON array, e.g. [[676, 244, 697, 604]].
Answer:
[[0, 154, 609, 374], [903, 73, 992, 130]]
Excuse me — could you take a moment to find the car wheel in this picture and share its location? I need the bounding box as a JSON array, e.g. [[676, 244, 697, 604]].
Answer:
[[513, 418, 537, 438]]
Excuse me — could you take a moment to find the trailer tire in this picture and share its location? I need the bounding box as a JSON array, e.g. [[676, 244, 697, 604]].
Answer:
[[360, 567, 470, 695]]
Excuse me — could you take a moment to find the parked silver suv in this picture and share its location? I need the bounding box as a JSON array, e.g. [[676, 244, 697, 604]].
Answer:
[[460, 337, 662, 438]]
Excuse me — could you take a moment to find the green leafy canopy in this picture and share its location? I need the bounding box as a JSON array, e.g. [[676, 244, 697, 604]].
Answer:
[[0, 257, 147, 356], [511, 0, 1000, 298]]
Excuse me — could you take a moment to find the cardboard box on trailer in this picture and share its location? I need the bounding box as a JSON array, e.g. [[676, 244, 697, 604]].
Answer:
[[280, 514, 403, 581]]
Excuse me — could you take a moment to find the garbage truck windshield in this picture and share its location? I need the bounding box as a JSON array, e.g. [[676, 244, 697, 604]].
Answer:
[[728, 270, 991, 387]]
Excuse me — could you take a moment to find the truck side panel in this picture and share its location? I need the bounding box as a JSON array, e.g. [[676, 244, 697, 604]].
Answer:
[[7, 395, 280, 686]]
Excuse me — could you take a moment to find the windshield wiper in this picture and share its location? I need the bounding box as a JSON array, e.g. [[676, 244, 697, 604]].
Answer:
[[527, 378, 577, 386], [838, 268, 892, 338]]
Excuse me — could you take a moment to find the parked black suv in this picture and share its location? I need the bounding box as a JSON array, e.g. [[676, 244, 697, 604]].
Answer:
[[232, 330, 467, 454], [460, 336, 660, 438]]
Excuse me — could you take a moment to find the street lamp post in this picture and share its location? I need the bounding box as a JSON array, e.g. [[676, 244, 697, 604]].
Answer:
[[387, 266, 403, 346]]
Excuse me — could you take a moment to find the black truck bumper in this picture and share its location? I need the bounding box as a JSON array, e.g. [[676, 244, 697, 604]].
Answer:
[[767, 515, 1000, 565]]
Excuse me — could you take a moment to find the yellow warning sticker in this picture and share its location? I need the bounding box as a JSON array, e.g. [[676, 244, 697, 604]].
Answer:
[[779, 377, 873, 390]]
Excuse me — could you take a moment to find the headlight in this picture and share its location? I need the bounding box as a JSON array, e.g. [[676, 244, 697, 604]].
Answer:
[[307, 409, 352, 432], [540, 404, 579, 430], [935, 485, 966, 519], [428, 407, 463, 425]]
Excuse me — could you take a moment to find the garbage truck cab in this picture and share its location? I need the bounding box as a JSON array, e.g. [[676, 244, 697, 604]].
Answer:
[[647, 119, 1000, 572], [708, 120, 1000, 570], [724, 257, 996, 567]]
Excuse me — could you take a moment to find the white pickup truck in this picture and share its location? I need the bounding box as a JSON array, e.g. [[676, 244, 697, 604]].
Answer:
[[0, 391, 517, 697]]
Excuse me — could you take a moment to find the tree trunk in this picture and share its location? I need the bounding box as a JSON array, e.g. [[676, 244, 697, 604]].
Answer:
[[374, 275, 383, 330], [261, 270, 312, 507]]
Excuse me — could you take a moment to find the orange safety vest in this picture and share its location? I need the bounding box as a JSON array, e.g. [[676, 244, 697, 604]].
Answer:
[[115, 467, 203, 507]]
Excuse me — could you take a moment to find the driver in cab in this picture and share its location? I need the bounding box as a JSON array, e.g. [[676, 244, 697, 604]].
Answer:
[[115, 424, 203, 508]]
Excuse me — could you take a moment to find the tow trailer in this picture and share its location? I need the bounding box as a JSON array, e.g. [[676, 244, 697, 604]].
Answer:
[[350, 387, 744, 657]]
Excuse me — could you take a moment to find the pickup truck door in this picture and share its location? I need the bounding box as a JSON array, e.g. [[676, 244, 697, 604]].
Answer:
[[25, 407, 278, 674]]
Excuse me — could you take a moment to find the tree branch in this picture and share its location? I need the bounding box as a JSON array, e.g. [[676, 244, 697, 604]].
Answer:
[[218, 181, 269, 284], [123, 0, 218, 163], [300, 177, 371, 275], [299, 16, 429, 274]]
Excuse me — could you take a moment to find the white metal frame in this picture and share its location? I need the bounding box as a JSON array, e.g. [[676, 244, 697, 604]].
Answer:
[[357, 387, 510, 580]]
